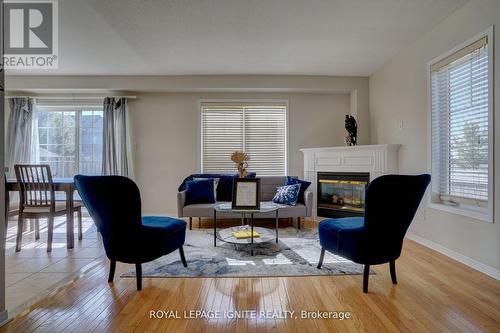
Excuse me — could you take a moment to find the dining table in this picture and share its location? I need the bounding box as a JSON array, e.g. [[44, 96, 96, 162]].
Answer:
[[6, 178, 78, 249]]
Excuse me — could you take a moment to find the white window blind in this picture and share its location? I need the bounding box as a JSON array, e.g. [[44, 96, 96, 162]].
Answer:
[[431, 35, 490, 206], [201, 103, 287, 176]]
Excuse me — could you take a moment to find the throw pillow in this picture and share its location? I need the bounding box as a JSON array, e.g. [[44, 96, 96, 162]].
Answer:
[[194, 177, 219, 200], [185, 178, 215, 205], [285, 176, 311, 204], [272, 184, 301, 206], [178, 173, 256, 201]]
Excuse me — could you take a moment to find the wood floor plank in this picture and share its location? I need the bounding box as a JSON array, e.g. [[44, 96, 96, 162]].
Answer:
[[1, 233, 499, 333]]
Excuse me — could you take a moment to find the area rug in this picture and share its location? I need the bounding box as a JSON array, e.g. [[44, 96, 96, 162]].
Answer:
[[121, 227, 368, 278]]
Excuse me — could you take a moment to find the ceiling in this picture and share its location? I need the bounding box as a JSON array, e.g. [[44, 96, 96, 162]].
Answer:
[[7, 0, 467, 76]]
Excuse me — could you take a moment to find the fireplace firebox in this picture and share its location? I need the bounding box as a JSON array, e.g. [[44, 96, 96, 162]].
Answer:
[[317, 172, 370, 218]]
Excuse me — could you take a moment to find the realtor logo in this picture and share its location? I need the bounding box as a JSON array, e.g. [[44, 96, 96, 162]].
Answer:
[[3, 0, 58, 69]]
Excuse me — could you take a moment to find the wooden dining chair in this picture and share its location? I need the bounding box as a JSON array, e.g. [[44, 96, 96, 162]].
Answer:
[[14, 164, 83, 252], [5, 175, 41, 234]]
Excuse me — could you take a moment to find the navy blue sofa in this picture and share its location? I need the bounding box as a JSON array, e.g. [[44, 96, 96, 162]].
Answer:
[[317, 174, 430, 293], [74, 175, 187, 291]]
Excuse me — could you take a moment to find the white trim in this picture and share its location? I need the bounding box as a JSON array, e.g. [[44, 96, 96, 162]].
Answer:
[[406, 232, 500, 281], [7, 95, 137, 99], [300, 144, 399, 153], [428, 203, 492, 223], [35, 104, 101, 111], [427, 26, 495, 223], [0, 310, 10, 327]]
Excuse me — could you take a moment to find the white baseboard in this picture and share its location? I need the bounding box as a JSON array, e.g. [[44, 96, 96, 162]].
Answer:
[[0, 310, 11, 327], [406, 232, 500, 281]]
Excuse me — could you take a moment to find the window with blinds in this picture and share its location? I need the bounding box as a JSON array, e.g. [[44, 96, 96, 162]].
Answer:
[[430, 31, 492, 219], [201, 103, 287, 176]]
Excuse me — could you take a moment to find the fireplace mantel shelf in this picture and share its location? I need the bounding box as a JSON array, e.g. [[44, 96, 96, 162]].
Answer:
[[300, 144, 401, 153], [301, 144, 401, 219]]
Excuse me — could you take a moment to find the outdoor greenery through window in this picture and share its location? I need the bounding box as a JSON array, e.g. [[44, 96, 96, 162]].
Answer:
[[37, 108, 103, 178], [430, 30, 492, 219]]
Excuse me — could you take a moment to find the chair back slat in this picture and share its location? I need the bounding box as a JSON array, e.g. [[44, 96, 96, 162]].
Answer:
[[40, 166, 49, 205], [14, 164, 55, 209], [28, 166, 35, 205]]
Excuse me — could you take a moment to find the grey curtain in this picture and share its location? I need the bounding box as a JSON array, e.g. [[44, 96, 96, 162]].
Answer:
[[6, 98, 36, 178], [102, 97, 134, 178]]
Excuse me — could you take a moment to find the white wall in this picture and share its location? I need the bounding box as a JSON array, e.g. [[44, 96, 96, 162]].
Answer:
[[369, 0, 500, 271], [129, 92, 350, 215]]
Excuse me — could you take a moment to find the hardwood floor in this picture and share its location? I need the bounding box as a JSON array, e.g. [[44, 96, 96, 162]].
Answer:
[[1, 220, 499, 332]]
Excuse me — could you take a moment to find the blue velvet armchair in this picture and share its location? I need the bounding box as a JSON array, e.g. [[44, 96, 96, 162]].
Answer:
[[317, 174, 430, 293], [74, 175, 188, 291]]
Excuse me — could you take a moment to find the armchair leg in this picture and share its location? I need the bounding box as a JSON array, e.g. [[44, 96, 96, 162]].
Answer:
[[298, 217, 301, 230], [108, 260, 116, 283], [199, 217, 201, 228], [136, 263, 142, 291], [189, 217, 192, 230], [77, 207, 83, 240], [390, 261, 397, 284], [179, 246, 188, 267], [363, 265, 370, 293], [317, 248, 325, 269]]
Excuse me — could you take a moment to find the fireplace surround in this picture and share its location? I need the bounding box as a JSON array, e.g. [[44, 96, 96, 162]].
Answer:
[[301, 144, 400, 219]]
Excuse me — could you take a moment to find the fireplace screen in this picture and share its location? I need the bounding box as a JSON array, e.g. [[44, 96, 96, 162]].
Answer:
[[317, 172, 369, 217]]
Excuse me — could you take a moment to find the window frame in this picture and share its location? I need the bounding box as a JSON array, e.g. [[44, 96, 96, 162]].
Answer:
[[35, 103, 104, 177], [427, 26, 494, 223], [37, 108, 79, 178], [198, 99, 289, 176]]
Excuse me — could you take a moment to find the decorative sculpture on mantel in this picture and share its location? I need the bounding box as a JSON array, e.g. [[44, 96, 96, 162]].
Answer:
[[344, 115, 358, 146]]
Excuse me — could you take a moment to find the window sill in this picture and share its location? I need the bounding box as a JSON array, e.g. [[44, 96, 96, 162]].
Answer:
[[428, 202, 493, 223]]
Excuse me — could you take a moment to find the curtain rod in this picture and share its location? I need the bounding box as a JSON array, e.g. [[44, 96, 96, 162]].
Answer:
[[5, 95, 137, 99]]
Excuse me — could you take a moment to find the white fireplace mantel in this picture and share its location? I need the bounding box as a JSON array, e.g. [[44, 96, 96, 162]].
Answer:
[[300, 144, 400, 219]]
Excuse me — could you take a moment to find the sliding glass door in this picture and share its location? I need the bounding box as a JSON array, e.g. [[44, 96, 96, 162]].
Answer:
[[36, 108, 104, 177]]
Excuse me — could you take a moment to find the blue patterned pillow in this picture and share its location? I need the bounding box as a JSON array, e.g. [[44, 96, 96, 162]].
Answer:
[[272, 184, 301, 206], [285, 176, 311, 204]]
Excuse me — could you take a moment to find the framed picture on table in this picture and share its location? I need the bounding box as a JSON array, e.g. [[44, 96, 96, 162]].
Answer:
[[232, 178, 260, 210]]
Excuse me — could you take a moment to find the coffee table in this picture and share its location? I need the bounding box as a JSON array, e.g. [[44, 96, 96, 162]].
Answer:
[[213, 202, 279, 256]]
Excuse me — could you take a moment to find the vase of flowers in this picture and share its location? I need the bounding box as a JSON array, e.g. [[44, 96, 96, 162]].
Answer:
[[231, 151, 249, 178]]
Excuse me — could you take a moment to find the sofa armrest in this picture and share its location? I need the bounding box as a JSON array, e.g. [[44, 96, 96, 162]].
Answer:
[[304, 191, 313, 217], [177, 191, 187, 217]]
